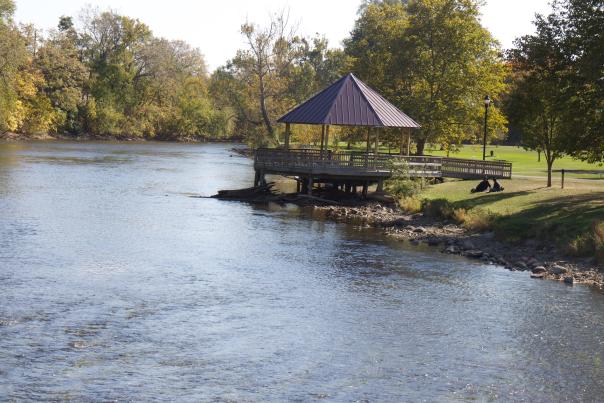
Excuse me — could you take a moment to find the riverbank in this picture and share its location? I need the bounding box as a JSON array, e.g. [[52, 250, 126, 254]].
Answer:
[[315, 202, 603, 288], [213, 182, 603, 288]]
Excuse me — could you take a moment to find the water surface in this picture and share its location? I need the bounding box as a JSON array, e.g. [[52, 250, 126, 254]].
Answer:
[[1, 141, 603, 401]]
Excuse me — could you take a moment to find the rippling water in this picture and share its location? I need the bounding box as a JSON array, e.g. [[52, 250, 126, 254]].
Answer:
[[0, 141, 603, 401]]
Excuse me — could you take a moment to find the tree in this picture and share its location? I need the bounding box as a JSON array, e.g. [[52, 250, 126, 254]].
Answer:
[[556, 0, 604, 162], [507, 13, 569, 187], [35, 20, 88, 133], [218, 12, 345, 146], [345, 0, 508, 155], [0, 0, 28, 133], [233, 11, 304, 143]]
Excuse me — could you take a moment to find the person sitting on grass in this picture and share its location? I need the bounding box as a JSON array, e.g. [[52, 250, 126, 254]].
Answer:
[[490, 178, 504, 192], [471, 177, 491, 193]]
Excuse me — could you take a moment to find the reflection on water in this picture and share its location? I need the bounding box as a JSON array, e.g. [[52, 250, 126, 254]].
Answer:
[[1, 141, 603, 401]]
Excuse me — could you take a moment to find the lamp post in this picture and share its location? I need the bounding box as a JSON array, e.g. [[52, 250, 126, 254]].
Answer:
[[482, 95, 491, 161]]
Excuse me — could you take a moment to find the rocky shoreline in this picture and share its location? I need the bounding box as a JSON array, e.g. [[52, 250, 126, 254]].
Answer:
[[317, 203, 604, 289]]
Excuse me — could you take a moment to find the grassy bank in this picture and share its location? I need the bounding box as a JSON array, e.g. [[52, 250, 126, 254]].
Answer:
[[402, 179, 604, 265], [390, 146, 604, 265]]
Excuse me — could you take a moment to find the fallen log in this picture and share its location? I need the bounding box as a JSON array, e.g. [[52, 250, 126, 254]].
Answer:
[[211, 183, 275, 200]]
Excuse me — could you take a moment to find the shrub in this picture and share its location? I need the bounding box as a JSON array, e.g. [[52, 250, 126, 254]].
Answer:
[[566, 221, 604, 267], [385, 159, 424, 198], [421, 199, 454, 219], [453, 208, 497, 231], [398, 196, 422, 213]]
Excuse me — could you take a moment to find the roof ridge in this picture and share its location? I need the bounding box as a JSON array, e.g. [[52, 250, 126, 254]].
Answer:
[[322, 73, 353, 125], [354, 75, 421, 128], [349, 74, 384, 127]]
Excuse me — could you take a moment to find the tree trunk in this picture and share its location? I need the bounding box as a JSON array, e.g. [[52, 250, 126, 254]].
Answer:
[[416, 138, 426, 156], [258, 75, 273, 140], [546, 159, 553, 187]]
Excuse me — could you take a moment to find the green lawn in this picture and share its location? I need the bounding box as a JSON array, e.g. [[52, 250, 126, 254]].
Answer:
[[418, 176, 604, 257], [426, 144, 604, 179]]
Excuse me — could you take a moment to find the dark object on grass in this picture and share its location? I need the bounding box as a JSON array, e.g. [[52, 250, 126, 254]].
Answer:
[[490, 178, 504, 192], [471, 177, 491, 193]]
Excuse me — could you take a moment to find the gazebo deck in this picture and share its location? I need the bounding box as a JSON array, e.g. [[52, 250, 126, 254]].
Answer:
[[254, 148, 512, 183]]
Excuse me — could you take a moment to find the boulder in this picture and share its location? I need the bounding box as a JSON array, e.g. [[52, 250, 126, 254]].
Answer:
[[413, 226, 427, 234], [530, 272, 545, 279], [465, 249, 484, 259], [426, 237, 441, 246], [516, 261, 529, 271], [445, 245, 459, 254], [550, 265, 569, 275], [531, 266, 547, 274], [461, 240, 476, 250], [564, 276, 574, 285]]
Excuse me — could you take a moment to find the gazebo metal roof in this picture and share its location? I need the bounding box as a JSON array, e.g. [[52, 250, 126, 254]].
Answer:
[[277, 73, 420, 128]]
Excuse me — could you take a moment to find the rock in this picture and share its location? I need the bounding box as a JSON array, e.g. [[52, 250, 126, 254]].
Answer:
[[550, 265, 568, 275], [531, 272, 545, 279], [564, 276, 574, 285], [410, 239, 420, 245], [465, 249, 484, 259], [516, 261, 529, 271], [413, 226, 427, 234], [531, 266, 547, 274], [461, 240, 476, 250], [445, 245, 459, 254], [426, 237, 441, 246], [392, 218, 407, 227]]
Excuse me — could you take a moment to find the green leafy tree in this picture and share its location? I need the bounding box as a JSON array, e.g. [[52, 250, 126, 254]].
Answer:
[[0, 0, 28, 133], [35, 19, 88, 133], [218, 13, 345, 146], [556, 0, 604, 162], [345, 0, 508, 155], [507, 13, 569, 187]]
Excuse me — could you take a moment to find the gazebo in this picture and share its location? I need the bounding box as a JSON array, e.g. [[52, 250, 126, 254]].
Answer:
[[253, 73, 512, 196]]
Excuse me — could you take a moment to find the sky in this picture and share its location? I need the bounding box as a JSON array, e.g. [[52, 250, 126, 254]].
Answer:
[[13, 0, 553, 72]]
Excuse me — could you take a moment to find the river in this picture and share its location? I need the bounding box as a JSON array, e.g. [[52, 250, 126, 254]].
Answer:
[[0, 141, 603, 401]]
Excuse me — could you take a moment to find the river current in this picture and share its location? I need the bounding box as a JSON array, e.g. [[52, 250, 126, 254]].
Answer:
[[0, 141, 603, 401]]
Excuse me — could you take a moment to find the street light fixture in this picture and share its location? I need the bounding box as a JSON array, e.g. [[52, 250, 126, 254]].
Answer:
[[482, 95, 491, 161]]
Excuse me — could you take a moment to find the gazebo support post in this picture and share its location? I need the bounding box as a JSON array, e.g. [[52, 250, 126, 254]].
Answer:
[[284, 123, 291, 150], [325, 125, 330, 153], [362, 181, 368, 198], [375, 131, 379, 154], [377, 180, 384, 192], [307, 176, 313, 195], [400, 128, 405, 156], [407, 128, 412, 156], [320, 125, 325, 155]]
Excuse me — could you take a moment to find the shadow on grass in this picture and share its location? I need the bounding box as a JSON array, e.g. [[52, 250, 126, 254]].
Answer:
[[493, 192, 604, 244], [428, 190, 604, 248], [447, 190, 539, 210]]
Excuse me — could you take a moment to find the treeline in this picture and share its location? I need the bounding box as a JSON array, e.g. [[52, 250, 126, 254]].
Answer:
[[1, 0, 602, 183], [0, 0, 229, 141]]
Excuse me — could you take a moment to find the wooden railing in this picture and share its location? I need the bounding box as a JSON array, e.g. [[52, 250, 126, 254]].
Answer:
[[254, 148, 512, 179]]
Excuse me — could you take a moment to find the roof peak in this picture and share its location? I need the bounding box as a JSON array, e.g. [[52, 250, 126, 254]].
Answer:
[[277, 73, 420, 128]]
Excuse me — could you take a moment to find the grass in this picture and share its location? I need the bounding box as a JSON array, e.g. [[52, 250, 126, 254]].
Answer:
[[426, 144, 604, 179], [415, 176, 604, 263]]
